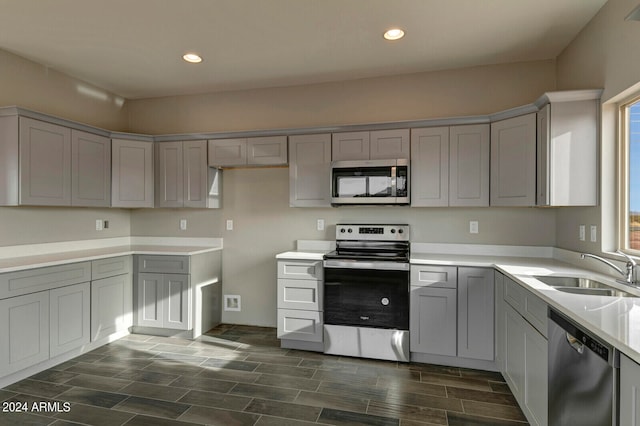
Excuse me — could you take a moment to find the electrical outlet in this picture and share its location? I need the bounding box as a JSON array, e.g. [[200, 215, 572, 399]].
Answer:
[[469, 221, 479, 234], [103, 220, 109, 229], [226, 219, 233, 231], [579, 225, 585, 241], [95, 219, 103, 231], [317, 219, 325, 231], [590, 225, 597, 242], [180, 219, 187, 231]]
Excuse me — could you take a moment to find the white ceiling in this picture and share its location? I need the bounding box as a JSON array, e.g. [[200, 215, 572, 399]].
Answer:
[[0, 0, 607, 100]]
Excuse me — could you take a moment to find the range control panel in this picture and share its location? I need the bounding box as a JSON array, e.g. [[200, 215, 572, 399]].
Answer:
[[335, 224, 410, 241]]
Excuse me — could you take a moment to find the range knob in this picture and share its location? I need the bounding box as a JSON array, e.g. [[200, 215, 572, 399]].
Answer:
[[390, 229, 396, 234], [398, 229, 404, 234], [347, 228, 353, 233], [340, 228, 346, 233]]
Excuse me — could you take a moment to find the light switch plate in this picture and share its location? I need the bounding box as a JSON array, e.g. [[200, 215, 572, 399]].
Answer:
[[180, 219, 187, 231], [95, 219, 103, 231], [469, 221, 479, 234], [226, 219, 233, 231], [317, 219, 325, 231], [590, 225, 597, 242], [579, 225, 585, 241]]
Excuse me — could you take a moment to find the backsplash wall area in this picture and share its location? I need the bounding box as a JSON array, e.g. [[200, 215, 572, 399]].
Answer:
[[131, 167, 556, 327]]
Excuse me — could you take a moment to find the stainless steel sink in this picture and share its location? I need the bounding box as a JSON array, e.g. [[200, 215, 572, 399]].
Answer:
[[534, 275, 637, 298]]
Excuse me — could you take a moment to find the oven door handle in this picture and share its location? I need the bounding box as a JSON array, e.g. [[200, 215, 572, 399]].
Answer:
[[323, 260, 410, 271]]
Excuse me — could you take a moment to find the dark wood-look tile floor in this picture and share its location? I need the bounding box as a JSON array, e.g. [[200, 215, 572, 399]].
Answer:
[[0, 325, 528, 425]]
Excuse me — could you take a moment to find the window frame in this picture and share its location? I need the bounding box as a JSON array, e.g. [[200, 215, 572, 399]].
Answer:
[[619, 94, 640, 255]]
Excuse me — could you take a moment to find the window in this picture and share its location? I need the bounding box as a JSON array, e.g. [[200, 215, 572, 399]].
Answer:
[[622, 97, 640, 251]]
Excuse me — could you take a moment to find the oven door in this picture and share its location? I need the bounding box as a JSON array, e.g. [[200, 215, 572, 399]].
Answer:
[[323, 261, 409, 330]]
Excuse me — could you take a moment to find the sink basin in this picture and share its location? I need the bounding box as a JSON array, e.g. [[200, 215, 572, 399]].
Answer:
[[533, 275, 637, 298]]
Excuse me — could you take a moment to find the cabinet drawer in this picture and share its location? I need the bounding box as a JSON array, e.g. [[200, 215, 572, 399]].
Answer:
[[410, 265, 457, 288], [278, 278, 322, 311], [277, 260, 323, 281], [137, 255, 189, 274], [92, 256, 131, 280], [523, 292, 548, 338], [277, 308, 323, 342], [0, 262, 91, 299], [503, 277, 526, 312]]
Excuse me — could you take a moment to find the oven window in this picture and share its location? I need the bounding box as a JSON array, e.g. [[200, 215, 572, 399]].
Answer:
[[332, 167, 392, 198], [324, 267, 409, 329]]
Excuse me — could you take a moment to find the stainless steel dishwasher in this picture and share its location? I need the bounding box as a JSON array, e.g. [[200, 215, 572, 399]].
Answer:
[[548, 309, 619, 426]]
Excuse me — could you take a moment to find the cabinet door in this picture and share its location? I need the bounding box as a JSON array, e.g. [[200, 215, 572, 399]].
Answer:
[[19, 117, 72, 206], [449, 124, 489, 206], [50, 282, 90, 357], [409, 286, 457, 356], [0, 291, 49, 375], [136, 273, 164, 328], [490, 114, 536, 206], [277, 309, 323, 342], [156, 141, 183, 208], [208, 138, 247, 167], [111, 139, 154, 208], [370, 129, 410, 160], [163, 274, 190, 330], [71, 130, 111, 207], [621, 354, 640, 426], [247, 136, 287, 165], [410, 127, 449, 207], [494, 272, 506, 372], [332, 131, 370, 161], [92, 273, 132, 341], [523, 320, 548, 426], [289, 134, 331, 207], [458, 268, 494, 361], [503, 303, 525, 397], [183, 140, 209, 208]]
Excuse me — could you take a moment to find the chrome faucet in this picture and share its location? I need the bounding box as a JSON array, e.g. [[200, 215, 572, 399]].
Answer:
[[580, 251, 637, 285]]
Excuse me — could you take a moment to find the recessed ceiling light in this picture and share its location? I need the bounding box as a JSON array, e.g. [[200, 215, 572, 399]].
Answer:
[[182, 53, 203, 63], [383, 28, 405, 41]]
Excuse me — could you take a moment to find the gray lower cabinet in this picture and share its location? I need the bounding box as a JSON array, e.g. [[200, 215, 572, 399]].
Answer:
[[457, 268, 494, 361], [501, 277, 548, 426], [137, 273, 190, 330], [0, 291, 50, 376], [410, 286, 457, 356], [50, 282, 91, 357], [91, 273, 133, 341], [620, 353, 640, 426], [410, 265, 457, 356], [276, 260, 323, 346]]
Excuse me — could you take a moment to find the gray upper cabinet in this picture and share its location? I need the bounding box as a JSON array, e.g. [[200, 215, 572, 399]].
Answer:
[[537, 99, 598, 206], [411, 127, 449, 207], [111, 138, 154, 208], [208, 136, 287, 167], [289, 133, 332, 207], [332, 129, 409, 161], [449, 124, 490, 207], [156, 140, 217, 208], [19, 117, 72, 206], [490, 114, 536, 206], [71, 130, 111, 207]]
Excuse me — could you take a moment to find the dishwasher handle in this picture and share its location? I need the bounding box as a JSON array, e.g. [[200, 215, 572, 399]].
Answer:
[[566, 332, 585, 355]]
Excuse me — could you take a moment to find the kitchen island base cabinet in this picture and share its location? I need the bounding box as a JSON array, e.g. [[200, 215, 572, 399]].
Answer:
[[621, 353, 640, 426]]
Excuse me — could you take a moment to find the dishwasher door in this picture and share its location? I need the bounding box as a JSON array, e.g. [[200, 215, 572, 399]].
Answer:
[[548, 309, 618, 426]]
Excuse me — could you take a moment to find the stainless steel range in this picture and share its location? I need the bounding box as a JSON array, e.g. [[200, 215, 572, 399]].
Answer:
[[323, 224, 410, 362]]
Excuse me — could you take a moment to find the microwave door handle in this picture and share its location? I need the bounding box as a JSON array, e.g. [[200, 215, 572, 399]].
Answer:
[[391, 166, 397, 197]]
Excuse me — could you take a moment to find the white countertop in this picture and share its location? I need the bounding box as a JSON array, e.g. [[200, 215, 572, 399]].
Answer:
[[276, 243, 640, 365], [0, 237, 223, 273]]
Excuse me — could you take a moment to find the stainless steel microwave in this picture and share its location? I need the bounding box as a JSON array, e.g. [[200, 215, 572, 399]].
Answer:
[[330, 159, 409, 205]]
